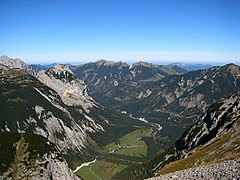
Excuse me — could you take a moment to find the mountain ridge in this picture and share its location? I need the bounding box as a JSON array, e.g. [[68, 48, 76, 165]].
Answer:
[[112, 90, 240, 180]]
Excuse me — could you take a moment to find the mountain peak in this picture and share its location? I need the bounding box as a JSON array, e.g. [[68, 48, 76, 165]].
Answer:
[[37, 65, 95, 110], [0, 55, 27, 69], [0, 55, 35, 75], [131, 61, 153, 68], [114, 61, 128, 67], [223, 63, 239, 69], [219, 63, 240, 77], [53, 64, 74, 74], [0, 55, 11, 59], [95, 59, 115, 66]]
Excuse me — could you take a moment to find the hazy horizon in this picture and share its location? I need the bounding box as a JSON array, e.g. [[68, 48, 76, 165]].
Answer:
[[1, 1, 240, 64], [1, 55, 240, 66]]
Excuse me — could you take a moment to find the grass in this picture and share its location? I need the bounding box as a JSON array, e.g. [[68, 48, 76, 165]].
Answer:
[[0, 132, 21, 174], [114, 145, 147, 157], [157, 120, 240, 176], [105, 128, 152, 157], [76, 128, 152, 179], [76, 160, 127, 180]]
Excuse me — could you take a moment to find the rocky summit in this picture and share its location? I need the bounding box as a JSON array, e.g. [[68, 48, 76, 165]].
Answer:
[[0, 55, 35, 75], [37, 64, 96, 112]]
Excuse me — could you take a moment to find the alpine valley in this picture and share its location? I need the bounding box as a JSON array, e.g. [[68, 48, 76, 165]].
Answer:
[[0, 55, 239, 179]]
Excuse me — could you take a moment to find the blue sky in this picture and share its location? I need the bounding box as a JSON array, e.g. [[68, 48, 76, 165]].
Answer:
[[0, 0, 240, 64]]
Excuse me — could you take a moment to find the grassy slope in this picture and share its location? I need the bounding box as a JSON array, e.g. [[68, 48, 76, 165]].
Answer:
[[157, 119, 240, 176], [0, 132, 61, 178]]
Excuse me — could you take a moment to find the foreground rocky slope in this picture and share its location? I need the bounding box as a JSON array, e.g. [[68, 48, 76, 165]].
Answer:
[[0, 64, 100, 164], [0, 132, 79, 179], [175, 91, 240, 159], [150, 158, 240, 180], [155, 90, 240, 175]]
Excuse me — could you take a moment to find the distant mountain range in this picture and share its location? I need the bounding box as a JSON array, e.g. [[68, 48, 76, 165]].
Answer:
[[168, 62, 213, 71], [29, 60, 214, 73]]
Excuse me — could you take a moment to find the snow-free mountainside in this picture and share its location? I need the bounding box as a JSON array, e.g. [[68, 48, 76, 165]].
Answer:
[[0, 55, 239, 179]]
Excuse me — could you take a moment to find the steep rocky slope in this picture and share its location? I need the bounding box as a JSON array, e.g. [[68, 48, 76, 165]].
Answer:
[[37, 64, 96, 111], [0, 132, 79, 179], [175, 90, 240, 158], [113, 91, 240, 180], [0, 64, 101, 163], [152, 91, 240, 178]]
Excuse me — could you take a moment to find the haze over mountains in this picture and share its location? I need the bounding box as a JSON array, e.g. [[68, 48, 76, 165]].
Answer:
[[0, 55, 239, 179]]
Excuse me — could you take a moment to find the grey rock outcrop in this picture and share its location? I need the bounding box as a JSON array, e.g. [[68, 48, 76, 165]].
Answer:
[[0, 55, 35, 75], [0, 133, 80, 180], [37, 64, 97, 112], [149, 158, 240, 180], [0, 64, 103, 159]]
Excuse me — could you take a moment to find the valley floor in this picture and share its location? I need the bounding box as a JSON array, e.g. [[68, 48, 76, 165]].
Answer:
[[75, 128, 153, 179]]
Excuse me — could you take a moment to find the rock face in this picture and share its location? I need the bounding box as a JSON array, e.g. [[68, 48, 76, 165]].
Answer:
[[150, 158, 240, 180], [0, 64, 103, 165], [0, 132, 79, 179], [37, 64, 96, 112], [0, 55, 34, 75], [154, 91, 240, 175], [175, 91, 240, 157]]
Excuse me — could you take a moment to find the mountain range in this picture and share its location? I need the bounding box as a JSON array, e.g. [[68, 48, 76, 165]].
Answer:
[[0, 56, 145, 178], [0, 55, 239, 179], [73, 60, 240, 148]]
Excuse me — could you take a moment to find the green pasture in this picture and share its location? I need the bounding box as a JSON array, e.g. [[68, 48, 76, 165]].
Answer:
[[76, 160, 126, 180], [105, 128, 152, 157]]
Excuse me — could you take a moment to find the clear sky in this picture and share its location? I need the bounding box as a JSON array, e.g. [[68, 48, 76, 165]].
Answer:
[[0, 0, 240, 64]]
